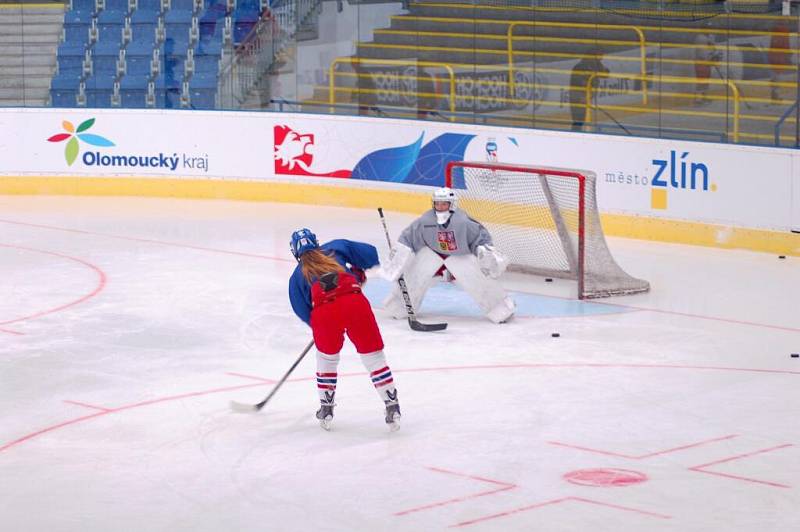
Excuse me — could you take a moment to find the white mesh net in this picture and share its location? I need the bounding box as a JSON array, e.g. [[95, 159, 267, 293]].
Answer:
[[446, 161, 649, 299]]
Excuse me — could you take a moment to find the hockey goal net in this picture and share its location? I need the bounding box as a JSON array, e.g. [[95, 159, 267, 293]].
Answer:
[[445, 161, 649, 299]]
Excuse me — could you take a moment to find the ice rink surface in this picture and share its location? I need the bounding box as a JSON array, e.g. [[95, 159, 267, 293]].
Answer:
[[1, 196, 799, 532]]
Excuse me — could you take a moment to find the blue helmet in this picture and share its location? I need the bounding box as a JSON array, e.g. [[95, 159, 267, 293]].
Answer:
[[290, 228, 319, 259]]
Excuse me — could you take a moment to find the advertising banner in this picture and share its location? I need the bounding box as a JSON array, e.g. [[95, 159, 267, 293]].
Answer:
[[1, 108, 796, 232]]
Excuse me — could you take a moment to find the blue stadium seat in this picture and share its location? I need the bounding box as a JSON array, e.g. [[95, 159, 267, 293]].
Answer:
[[57, 42, 88, 73], [192, 52, 219, 77], [171, 0, 195, 12], [69, 0, 97, 13], [50, 73, 83, 107], [84, 74, 117, 107], [232, 0, 261, 44], [104, 0, 130, 12], [130, 8, 159, 43], [164, 8, 193, 40], [124, 38, 156, 77], [90, 40, 122, 77], [120, 74, 149, 108], [188, 73, 216, 109], [63, 10, 94, 44], [151, 74, 183, 108], [97, 9, 126, 44], [137, 0, 163, 11]]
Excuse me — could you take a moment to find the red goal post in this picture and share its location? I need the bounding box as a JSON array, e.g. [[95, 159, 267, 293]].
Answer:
[[445, 161, 650, 299]]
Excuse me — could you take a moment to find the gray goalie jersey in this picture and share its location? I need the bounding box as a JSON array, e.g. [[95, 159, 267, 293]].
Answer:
[[398, 209, 493, 257]]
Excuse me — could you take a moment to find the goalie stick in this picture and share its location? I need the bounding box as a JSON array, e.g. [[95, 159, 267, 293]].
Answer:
[[230, 339, 315, 413], [377, 207, 447, 332]]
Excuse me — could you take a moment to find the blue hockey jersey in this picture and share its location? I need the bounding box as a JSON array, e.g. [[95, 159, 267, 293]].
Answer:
[[288, 239, 380, 325]]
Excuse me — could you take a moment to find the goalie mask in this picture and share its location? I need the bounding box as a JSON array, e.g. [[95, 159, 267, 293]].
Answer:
[[290, 228, 319, 259], [432, 187, 457, 225]]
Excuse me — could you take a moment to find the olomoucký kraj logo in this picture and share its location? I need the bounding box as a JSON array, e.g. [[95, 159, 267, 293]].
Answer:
[[47, 118, 114, 166]]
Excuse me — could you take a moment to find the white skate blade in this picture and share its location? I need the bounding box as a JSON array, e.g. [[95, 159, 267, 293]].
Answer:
[[319, 416, 333, 431], [387, 414, 401, 432]]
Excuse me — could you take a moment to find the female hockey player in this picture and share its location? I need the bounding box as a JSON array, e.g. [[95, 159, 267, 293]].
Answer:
[[288, 228, 401, 431], [381, 187, 515, 323]]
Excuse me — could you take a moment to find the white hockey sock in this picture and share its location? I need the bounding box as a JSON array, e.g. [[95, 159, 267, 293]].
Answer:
[[360, 350, 397, 404], [316, 350, 340, 404]]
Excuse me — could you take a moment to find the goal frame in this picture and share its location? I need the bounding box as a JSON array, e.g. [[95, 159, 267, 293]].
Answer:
[[445, 160, 645, 300]]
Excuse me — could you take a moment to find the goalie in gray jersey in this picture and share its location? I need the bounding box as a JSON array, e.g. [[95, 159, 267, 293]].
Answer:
[[381, 187, 515, 323]]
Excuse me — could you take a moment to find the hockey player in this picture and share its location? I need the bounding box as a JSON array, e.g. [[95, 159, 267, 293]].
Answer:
[[382, 188, 515, 323], [288, 228, 401, 431]]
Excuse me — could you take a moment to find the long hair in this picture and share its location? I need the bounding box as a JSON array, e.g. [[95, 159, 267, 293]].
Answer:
[[299, 248, 344, 283]]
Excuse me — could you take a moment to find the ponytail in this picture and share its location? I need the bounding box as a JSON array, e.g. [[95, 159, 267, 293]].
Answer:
[[299, 249, 345, 283]]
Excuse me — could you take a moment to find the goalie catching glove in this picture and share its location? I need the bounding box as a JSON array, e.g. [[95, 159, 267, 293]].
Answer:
[[380, 242, 413, 282], [476, 245, 508, 279]]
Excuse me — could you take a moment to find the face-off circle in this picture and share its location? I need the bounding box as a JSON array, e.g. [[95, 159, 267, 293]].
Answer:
[[563, 468, 649, 487]]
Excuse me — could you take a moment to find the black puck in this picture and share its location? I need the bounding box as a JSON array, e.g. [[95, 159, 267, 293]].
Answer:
[[779, 255, 786, 259], [551, 333, 560, 338], [791, 353, 799, 358], [545, 278, 553, 282]]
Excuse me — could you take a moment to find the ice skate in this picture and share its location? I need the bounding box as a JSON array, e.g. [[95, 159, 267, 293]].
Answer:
[[384, 401, 401, 432], [316, 392, 335, 431]]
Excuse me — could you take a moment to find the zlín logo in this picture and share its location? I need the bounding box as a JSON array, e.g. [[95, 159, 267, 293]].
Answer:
[[47, 118, 114, 166]]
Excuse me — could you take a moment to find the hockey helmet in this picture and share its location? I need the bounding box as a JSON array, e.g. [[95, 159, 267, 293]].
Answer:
[[290, 228, 319, 259], [432, 187, 457, 224]]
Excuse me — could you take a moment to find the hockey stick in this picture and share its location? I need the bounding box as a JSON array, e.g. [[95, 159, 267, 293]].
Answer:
[[230, 339, 315, 413], [377, 207, 447, 332]]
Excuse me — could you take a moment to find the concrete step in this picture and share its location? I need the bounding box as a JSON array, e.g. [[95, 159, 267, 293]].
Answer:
[[0, 54, 56, 67], [0, 21, 63, 35], [0, 64, 54, 76], [0, 32, 62, 44], [0, 75, 52, 89], [0, 43, 58, 55], [388, 17, 717, 46], [0, 86, 50, 99], [409, 4, 783, 32]]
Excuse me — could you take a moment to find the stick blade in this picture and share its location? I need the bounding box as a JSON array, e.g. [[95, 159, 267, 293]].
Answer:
[[409, 319, 448, 332], [229, 400, 262, 413]]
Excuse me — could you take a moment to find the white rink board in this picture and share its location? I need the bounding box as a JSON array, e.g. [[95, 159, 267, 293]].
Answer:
[[1, 107, 798, 232]]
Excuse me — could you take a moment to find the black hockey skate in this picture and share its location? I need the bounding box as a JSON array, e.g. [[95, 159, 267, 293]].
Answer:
[[384, 399, 401, 432], [316, 391, 335, 431]]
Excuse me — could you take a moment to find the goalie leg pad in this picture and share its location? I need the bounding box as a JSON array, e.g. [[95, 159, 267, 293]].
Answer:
[[444, 254, 516, 323], [382, 247, 444, 319]]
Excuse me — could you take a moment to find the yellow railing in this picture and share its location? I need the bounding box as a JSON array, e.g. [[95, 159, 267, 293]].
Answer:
[[507, 21, 647, 105], [329, 58, 456, 119], [585, 72, 741, 142]]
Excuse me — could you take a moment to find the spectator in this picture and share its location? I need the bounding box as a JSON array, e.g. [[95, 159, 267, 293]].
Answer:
[[769, 21, 792, 103], [694, 32, 720, 105], [569, 49, 609, 131]]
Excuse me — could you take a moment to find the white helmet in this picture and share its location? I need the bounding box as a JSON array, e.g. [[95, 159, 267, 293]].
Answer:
[[432, 187, 457, 224]]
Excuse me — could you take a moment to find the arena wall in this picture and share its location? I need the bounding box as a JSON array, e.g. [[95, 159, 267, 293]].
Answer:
[[1, 108, 798, 255]]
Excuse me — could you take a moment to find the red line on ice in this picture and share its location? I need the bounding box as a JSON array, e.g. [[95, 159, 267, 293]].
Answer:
[[394, 466, 517, 516], [1, 363, 798, 454], [548, 434, 739, 459], [688, 443, 794, 488], [0, 244, 107, 328]]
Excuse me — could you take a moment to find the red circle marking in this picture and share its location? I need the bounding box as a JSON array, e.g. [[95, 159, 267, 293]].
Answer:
[[564, 468, 648, 487], [0, 244, 107, 327]]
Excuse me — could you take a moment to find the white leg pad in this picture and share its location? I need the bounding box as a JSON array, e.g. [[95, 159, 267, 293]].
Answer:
[[444, 254, 516, 323], [382, 247, 444, 319]]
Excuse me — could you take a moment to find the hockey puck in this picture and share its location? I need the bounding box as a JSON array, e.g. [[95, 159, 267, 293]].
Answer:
[[545, 278, 553, 282], [791, 353, 799, 358], [779, 255, 786, 259], [551, 333, 560, 338]]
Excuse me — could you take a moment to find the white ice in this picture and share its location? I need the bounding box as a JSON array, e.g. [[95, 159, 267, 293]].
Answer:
[[1, 195, 799, 532]]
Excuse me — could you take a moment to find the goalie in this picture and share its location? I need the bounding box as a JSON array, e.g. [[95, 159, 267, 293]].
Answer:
[[382, 188, 515, 323]]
